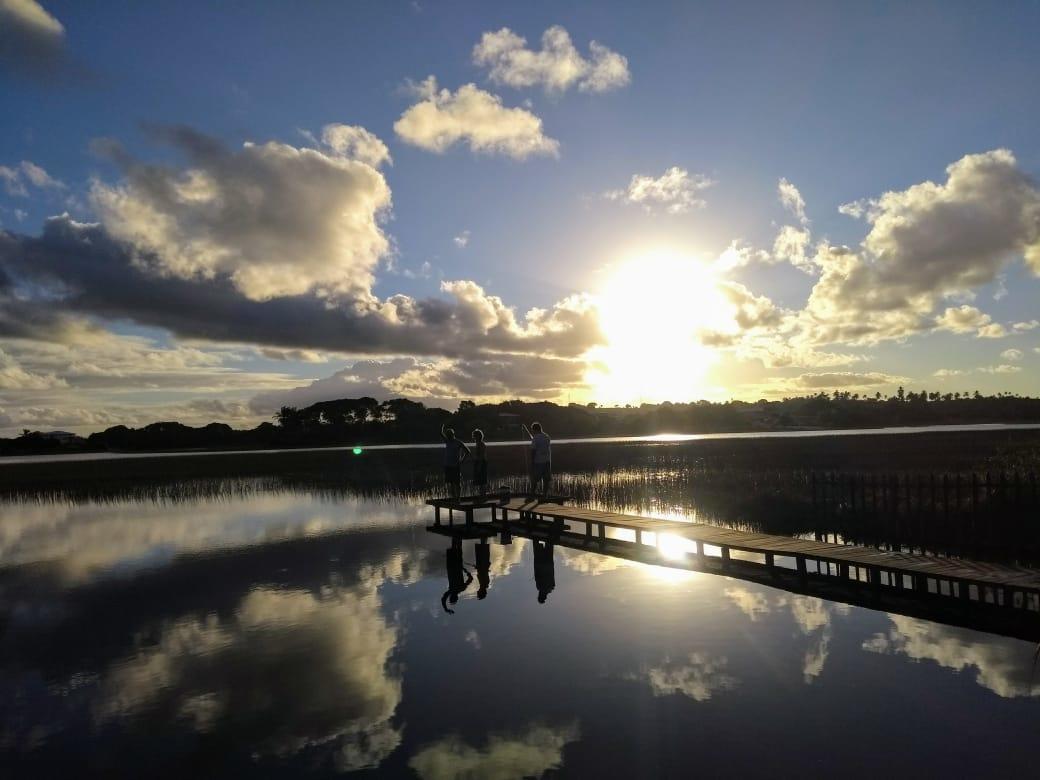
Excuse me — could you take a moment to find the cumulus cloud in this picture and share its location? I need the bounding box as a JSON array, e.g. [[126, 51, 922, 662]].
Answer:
[[90, 125, 393, 301], [802, 150, 1040, 345], [453, 230, 470, 248], [0, 0, 67, 81], [0, 126, 602, 368], [1012, 320, 1039, 332], [772, 225, 813, 272], [603, 167, 714, 214], [409, 721, 580, 780], [933, 368, 966, 378], [320, 123, 392, 167], [935, 305, 1008, 338], [394, 77, 559, 159], [473, 25, 629, 93]]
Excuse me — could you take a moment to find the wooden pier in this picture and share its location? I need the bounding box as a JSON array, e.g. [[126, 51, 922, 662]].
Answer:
[[426, 495, 1040, 638]]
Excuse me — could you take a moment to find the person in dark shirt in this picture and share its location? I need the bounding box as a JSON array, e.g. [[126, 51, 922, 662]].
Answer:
[[522, 422, 552, 496], [471, 428, 488, 495], [440, 424, 470, 498], [533, 540, 555, 604], [474, 539, 491, 599]]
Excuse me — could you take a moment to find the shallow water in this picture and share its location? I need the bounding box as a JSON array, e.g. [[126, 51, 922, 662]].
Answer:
[[2, 482, 1039, 777]]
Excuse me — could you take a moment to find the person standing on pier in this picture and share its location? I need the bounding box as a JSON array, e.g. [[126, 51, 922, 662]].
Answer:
[[471, 428, 488, 495], [440, 424, 470, 498], [522, 422, 552, 496]]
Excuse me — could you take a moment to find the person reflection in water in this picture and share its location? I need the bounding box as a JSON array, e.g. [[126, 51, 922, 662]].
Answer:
[[442, 538, 472, 614], [533, 540, 555, 604], [475, 539, 491, 599]]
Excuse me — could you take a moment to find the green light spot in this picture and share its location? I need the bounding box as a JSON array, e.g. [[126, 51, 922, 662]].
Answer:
[[352, 447, 363, 455]]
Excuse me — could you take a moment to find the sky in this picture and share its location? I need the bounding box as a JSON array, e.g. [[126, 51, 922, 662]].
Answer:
[[1, 0, 1039, 435]]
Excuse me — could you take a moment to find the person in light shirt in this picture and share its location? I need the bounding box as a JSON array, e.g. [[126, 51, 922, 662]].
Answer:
[[522, 422, 551, 496]]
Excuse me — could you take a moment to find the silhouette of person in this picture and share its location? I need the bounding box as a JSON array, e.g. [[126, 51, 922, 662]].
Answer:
[[441, 538, 472, 614], [440, 424, 470, 499], [522, 422, 551, 496], [474, 539, 491, 599], [533, 540, 555, 604], [471, 428, 488, 495]]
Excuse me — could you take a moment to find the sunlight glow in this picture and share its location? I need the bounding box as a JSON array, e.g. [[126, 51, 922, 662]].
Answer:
[[589, 249, 732, 404], [656, 533, 691, 561]]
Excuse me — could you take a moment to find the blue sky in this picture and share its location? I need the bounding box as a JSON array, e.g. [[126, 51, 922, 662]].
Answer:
[[1, 0, 1039, 433]]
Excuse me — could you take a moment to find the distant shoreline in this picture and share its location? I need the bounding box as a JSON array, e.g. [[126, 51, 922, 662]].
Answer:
[[5, 421, 1040, 465]]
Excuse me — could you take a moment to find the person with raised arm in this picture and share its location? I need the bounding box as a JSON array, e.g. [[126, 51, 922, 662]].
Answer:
[[522, 421, 552, 497], [440, 423, 470, 499]]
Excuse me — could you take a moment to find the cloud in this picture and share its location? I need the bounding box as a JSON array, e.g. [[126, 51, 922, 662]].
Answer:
[[90, 125, 393, 302], [1012, 320, 1039, 332], [250, 358, 420, 413], [603, 167, 714, 214], [724, 587, 770, 621], [0, 0, 67, 81], [0, 160, 65, 196], [409, 721, 580, 780], [1000, 348, 1023, 361], [935, 305, 1008, 338], [772, 225, 813, 272], [863, 614, 1040, 698], [251, 352, 593, 413], [778, 178, 808, 226], [259, 347, 329, 363], [98, 584, 404, 769], [643, 652, 738, 702], [777, 371, 906, 390], [0, 127, 602, 365], [453, 230, 470, 248], [0, 346, 67, 389], [933, 368, 966, 378], [394, 77, 559, 159], [473, 25, 629, 93], [320, 124, 392, 168], [802, 150, 1040, 345], [979, 364, 1021, 374]]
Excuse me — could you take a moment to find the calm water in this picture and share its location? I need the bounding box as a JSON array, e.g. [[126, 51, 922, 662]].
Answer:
[[6, 421, 1040, 464], [2, 475, 1039, 776]]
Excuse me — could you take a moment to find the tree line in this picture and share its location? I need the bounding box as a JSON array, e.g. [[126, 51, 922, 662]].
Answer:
[[3, 391, 1040, 456]]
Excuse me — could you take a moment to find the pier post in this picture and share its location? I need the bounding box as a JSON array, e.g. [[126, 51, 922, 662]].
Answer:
[[721, 546, 731, 569], [797, 556, 807, 581], [434, 506, 441, 526]]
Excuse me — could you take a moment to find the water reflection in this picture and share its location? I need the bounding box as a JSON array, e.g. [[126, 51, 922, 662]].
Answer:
[[98, 583, 403, 771], [863, 614, 1040, 698], [409, 721, 580, 780], [2, 487, 1039, 776]]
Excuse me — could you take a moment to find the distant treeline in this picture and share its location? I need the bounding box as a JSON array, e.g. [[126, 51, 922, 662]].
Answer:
[[3, 390, 1040, 456]]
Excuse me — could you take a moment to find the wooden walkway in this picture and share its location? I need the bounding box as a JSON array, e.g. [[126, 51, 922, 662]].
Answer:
[[426, 495, 1040, 615]]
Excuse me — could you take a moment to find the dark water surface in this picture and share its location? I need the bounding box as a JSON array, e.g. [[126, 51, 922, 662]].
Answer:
[[2, 468, 1039, 777]]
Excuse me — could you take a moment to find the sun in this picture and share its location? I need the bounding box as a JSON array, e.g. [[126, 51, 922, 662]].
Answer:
[[589, 249, 731, 404]]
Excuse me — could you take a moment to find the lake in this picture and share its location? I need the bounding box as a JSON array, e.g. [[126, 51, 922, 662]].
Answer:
[[2, 441, 1039, 777]]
